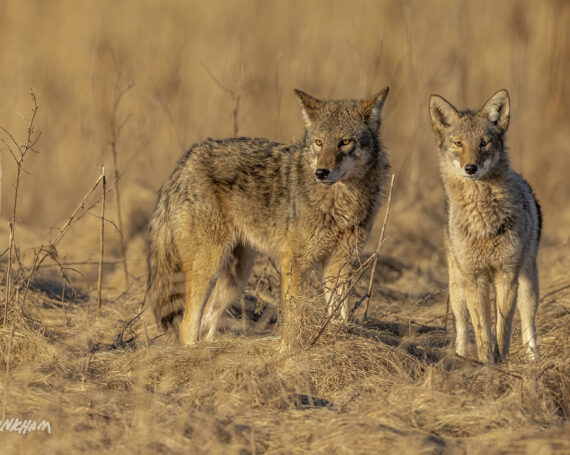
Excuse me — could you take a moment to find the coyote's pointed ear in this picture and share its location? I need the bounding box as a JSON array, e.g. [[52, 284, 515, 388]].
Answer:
[[480, 89, 510, 132], [294, 89, 324, 128], [360, 87, 389, 132], [429, 95, 459, 133]]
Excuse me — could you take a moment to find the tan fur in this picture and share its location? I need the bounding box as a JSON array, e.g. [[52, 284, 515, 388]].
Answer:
[[429, 89, 542, 363], [145, 88, 391, 347]]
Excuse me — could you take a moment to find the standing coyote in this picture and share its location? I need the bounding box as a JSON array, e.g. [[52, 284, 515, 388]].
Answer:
[[429, 89, 541, 363], [146, 87, 390, 346]]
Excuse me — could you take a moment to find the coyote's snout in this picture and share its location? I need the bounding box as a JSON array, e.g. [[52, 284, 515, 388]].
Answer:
[[312, 141, 355, 185], [145, 87, 391, 347], [429, 89, 542, 364]]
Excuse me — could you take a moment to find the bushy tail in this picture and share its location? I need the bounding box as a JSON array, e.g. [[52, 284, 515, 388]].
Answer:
[[144, 195, 183, 331]]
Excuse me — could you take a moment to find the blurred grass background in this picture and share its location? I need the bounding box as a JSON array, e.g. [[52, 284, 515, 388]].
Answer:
[[0, 0, 569, 244]]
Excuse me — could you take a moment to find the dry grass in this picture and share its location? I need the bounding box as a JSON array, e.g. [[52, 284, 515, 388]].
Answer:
[[1, 0, 569, 453], [1, 256, 569, 453]]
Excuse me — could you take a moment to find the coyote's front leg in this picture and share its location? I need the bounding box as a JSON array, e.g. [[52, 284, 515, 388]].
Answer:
[[323, 252, 355, 321], [280, 250, 310, 350], [464, 276, 494, 363]]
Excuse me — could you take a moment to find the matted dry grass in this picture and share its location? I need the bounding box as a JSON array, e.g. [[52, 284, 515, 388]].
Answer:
[[0, 237, 569, 454]]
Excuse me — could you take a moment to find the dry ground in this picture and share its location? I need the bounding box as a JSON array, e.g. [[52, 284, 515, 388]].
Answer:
[[1, 1, 570, 453], [1, 204, 569, 454]]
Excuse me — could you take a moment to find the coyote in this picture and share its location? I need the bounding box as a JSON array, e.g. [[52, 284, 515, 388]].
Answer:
[[429, 89, 541, 363], [146, 88, 390, 346]]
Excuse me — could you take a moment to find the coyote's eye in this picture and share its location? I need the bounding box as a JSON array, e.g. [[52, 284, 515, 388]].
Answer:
[[454, 141, 463, 147], [480, 140, 487, 147], [314, 139, 323, 147], [340, 139, 353, 146]]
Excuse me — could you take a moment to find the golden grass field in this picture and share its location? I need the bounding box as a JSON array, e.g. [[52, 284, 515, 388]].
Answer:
[[1, 1, 569, 453]]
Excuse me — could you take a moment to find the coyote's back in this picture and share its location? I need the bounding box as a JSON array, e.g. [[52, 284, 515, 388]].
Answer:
[[145, 88, 390, 346]]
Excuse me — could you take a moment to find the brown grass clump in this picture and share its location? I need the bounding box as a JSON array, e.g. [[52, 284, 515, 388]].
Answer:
[[1, 251, 569, 453], [1, 1, 570, 453]]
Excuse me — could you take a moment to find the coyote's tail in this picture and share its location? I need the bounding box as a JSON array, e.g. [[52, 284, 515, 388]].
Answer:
[[144, 192, 183, 331]]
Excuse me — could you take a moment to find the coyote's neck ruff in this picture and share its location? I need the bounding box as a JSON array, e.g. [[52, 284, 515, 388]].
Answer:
[[442, 158, 519, 241], [292, 148, 385, 236]]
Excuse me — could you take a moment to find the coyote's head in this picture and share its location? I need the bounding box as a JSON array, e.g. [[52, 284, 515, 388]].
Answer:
[[429, 90, 510, 180], [294, 87, 389, 185]]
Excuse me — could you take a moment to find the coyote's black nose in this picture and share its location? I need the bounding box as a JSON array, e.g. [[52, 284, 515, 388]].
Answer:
[[464, 164, 478, 175], [315, 168, 330, 180]]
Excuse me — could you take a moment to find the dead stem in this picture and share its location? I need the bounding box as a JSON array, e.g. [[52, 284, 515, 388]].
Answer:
[[97, 166, 106, 315], [364, 173, 395, 319], [109, 77, 134, 289]]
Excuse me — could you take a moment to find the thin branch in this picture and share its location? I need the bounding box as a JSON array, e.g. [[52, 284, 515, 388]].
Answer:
[[200, 61, 241, 136], [1, 90, 39, 323], [109, 77, 133, 289], [52, 174, 103, 247], [86, 211, 122, 233], [364, 174, 395, 319], [199, 62, 235, 96], [97, 166, 106, 315]]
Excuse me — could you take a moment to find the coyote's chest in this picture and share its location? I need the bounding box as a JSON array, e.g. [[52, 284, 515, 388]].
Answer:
[[298, 184, 376, 257], [447, 186, 519, 272]]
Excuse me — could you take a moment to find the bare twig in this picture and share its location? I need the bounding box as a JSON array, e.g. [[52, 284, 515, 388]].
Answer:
[[52, 174, 104, 247], [1, 91, 40, 323], [363, 174, 395, 320], [97, 166, 106, 315], [200, 62, 241, 136], [109, 77, 134, 289], [113, 307, 147, 348]]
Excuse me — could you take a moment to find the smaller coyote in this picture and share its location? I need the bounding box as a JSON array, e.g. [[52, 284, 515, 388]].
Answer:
[[146, 88, 390, 347], [429, 89, 541, 363]]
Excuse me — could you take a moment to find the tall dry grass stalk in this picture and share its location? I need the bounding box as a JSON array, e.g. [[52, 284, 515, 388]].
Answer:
[[1, 91, 39, 323], [364, 173, 395, 320], [200, 61, 242, 136], [109, 77, 133, 289], [97, 166, 106, 315]]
